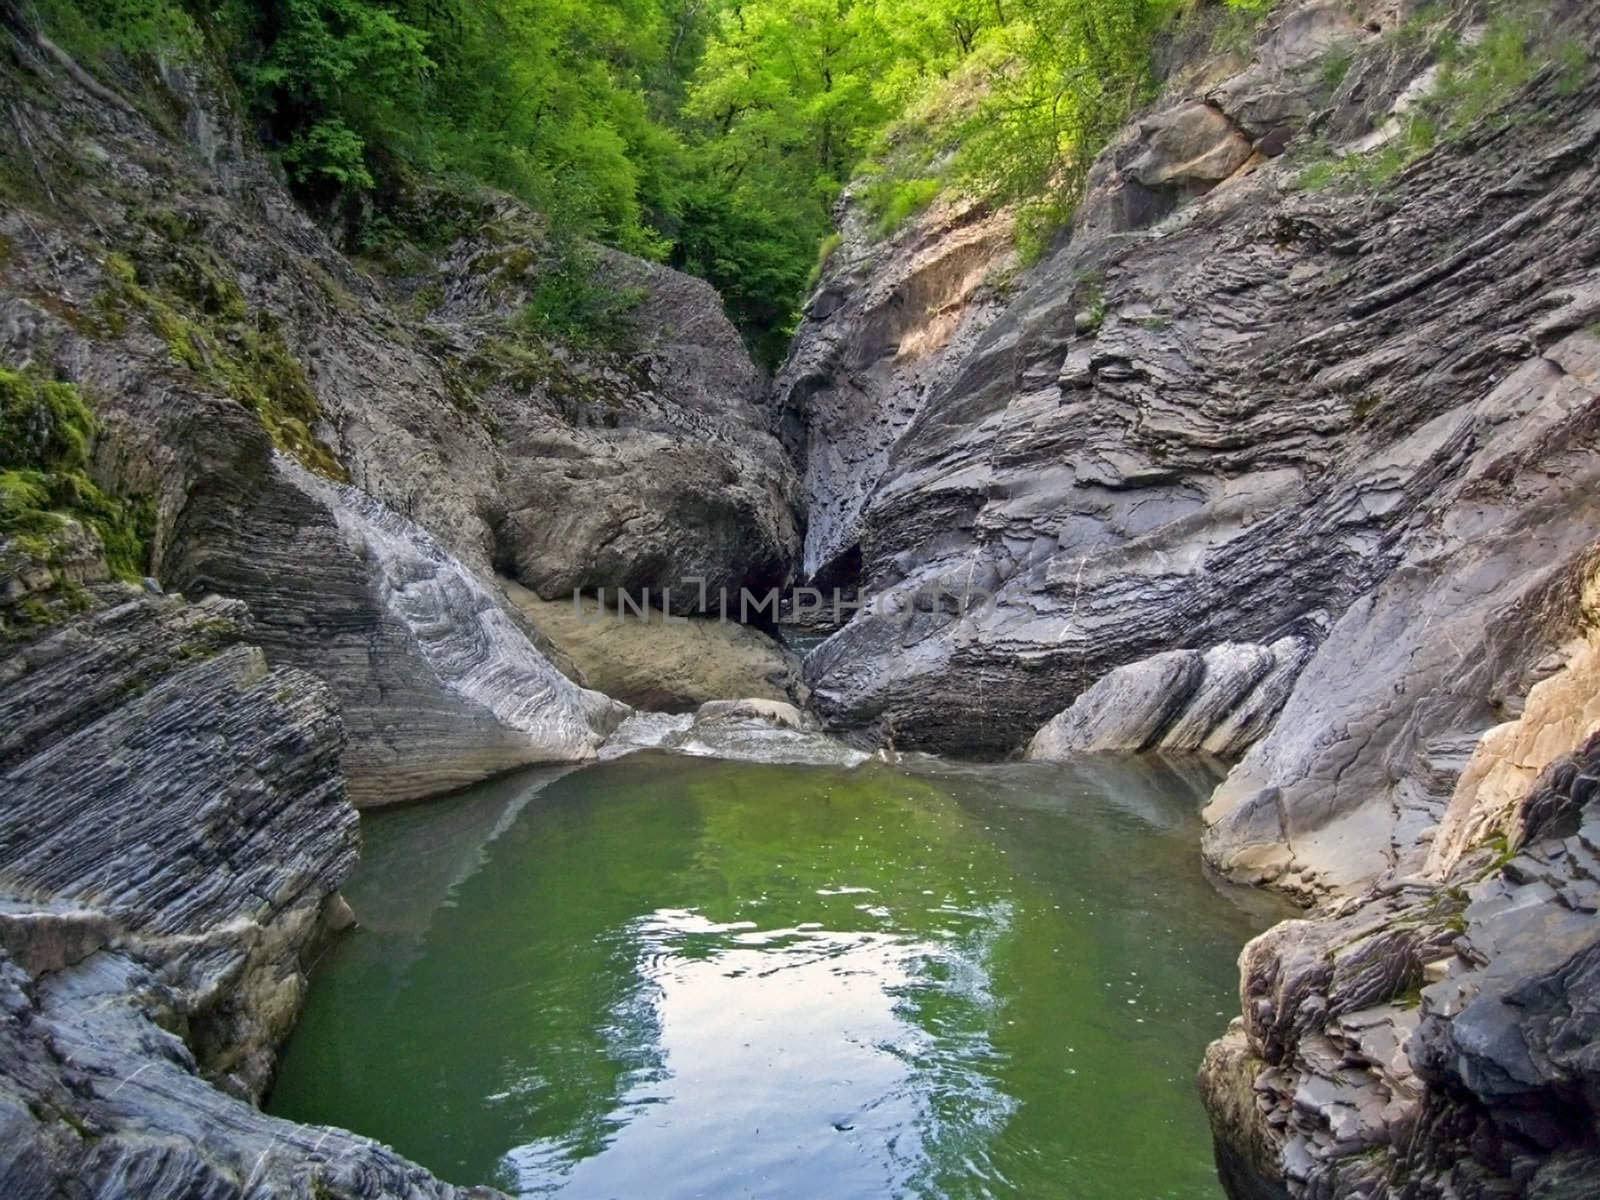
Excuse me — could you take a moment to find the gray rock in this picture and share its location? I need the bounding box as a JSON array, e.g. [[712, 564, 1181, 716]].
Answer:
[[1027, 649, 1206, 756], [1128, 102, 1253, 189], [791, 0, 1600, 908], [773, 198, 1017, 586], [428, 213, 802, 610], [0, 31, 791, 805], [602, 697, 869, 768], [0, 587, 497, 1197], [170, 455, 625, 806], [1025, 639, 1310, 761], [1200, 638, 1316, 759], [1201, 733, 1600, 1199]]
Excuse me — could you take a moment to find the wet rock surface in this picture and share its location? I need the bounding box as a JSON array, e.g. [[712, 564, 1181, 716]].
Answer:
[[602, 697, 871, 767]]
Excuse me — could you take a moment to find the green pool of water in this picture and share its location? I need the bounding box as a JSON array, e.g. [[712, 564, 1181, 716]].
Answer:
[[268, 752, 1280, 1199]]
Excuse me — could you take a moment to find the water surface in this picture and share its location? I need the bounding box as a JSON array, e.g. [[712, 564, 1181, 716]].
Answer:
[[269, 753, 1278, 1199]]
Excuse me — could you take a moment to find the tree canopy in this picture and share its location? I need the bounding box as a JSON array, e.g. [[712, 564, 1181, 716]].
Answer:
[[33, 0, 1270, 362]]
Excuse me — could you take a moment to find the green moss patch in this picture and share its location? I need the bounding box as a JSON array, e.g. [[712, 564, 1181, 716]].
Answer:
[[95, 251, 347, 480], [1, 366, 153, 638]]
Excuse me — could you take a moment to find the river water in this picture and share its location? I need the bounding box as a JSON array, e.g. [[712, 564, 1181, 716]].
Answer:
[[268, 752, 1281, 1199]]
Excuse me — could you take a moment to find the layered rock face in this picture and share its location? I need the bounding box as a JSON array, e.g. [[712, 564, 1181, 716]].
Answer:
[[774, 197, 1016, 586], [0, 25, 796, 802], [1202, 727, 1600, 1200], [169, 452, 623, 805], [781, 1, 1600, 1195], [1026, 638, 1312, 759], [792, 0, 1600, 892], [0, 586, 494, 1197]]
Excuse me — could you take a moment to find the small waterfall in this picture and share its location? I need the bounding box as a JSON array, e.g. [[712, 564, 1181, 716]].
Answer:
[[284, 458, 616, 756]]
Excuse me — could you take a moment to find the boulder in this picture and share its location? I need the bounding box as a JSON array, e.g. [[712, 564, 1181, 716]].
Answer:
[[503, 580, 804, 711]]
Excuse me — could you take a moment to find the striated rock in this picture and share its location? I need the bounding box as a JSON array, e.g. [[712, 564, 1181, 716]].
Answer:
[[1201, 638, 1316, 759], [1201, 732, 1600, 1199], [793, 0, 1600, 904], [1027, 649, 1206, 756], [0, 591, 351, 1097], [502, 580, 804, 711], [602, 697, 869, 768], [0, 27, 791, 803], [1162, 643, 1276, 751], [0, 589, 497, 1197], [170, 455, 625, 806], [774, 197, 1017, 585], [1026, 638, 1309, 760]]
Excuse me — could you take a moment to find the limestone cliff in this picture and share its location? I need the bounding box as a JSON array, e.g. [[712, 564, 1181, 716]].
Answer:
[[789, 0, 1600, 887], [0, 12, 797, 1194], [0, 583, 496, 1197]]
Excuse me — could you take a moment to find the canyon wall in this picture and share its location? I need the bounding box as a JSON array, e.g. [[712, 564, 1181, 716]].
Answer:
[[784, 0, 1600, 1194], [0, 28, 799, 804]]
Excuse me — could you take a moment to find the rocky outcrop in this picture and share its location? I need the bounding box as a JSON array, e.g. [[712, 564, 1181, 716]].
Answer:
[[781, 2, 1600, 1196], [1025, 638, 1311, 759], [792, 0, 1600, 895], [1201, 730, 1600, 1200], [602, 697, 870, 767], [170, 454, 624, 806], [774, 197, 1016, 586], [503, 580, 804, 711], [0, 22, 795, 802], [0, 587, 494, 1197], [425, 215, 801, 609]]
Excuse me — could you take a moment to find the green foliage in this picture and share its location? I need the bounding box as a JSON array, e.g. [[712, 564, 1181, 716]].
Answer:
[[805, 232, 844, 292], [1209, 0, 1272, 56], [515, 239, 648, 347], [1389, 3, 1447, 48], [0, 367, 150, 582], [29, 0, 200, 61], [1320, 44, 1354, 90], [27, 0, 1304, 361], [864, 175, 941, 234], [1427, 10, 1537, 134], [1295, 2, 1577, 195]]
